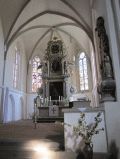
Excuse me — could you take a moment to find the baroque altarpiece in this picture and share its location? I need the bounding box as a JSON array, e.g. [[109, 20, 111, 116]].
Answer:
[[41, 36, 69, 105]]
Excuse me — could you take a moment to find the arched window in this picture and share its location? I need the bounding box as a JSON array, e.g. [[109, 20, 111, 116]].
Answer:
[[32, 56, 42, 92], [79, 52, 89, 91], [13, 47, 20, 88]]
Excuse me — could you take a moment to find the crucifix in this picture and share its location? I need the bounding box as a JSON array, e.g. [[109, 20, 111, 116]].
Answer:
[[51, 107, 56, 114]]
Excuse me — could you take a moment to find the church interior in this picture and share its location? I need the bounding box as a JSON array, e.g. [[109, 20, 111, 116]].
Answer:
[[0, 0, 120, 158]]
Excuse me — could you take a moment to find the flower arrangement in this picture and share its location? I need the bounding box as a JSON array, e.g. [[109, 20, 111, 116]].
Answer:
[[57, 111, 104, 148], [72, 112, 104, 146], [55, 112, 104, 159]]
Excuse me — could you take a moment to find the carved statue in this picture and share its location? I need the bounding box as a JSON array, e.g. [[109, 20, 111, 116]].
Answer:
[[95, 17, 116, 101], [64, 61, 67, 74], [42, 62, 48, 74], [96, 17, 113, 79]]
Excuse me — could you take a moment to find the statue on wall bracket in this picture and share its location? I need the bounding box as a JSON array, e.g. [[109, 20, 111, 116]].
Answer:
[[95, 16, 116, 102]]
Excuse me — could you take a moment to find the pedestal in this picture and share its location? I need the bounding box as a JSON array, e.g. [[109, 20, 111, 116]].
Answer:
[[100, 78, 116, 102]]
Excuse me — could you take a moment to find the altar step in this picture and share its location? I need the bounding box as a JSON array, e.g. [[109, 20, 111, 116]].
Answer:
[[36, 117, 64, 123]]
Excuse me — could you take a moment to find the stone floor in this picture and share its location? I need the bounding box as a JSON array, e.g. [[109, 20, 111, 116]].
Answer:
[[0, 139, 77, 159], [0, 120, 107, 159], [0, 120, 76, 159], [0, 140, 108, 159]]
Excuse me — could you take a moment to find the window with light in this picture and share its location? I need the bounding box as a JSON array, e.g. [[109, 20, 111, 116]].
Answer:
[[79, 52, 89, 91], [32, 56, 42, 92], [13, 47, 20, 88]]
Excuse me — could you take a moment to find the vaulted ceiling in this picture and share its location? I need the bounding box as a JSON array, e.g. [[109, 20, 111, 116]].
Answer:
[[0, 0, 94, 60]]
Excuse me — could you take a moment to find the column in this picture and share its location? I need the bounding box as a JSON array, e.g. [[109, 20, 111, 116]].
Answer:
[[105, 0, 120, 101]]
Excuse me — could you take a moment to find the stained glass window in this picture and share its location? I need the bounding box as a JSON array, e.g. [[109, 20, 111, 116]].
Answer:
[[32, 56, 42, 92], [13, 47, 20, 88], [79, 52, 89, 91]]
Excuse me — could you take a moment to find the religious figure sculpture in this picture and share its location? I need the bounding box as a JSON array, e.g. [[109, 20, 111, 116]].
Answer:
[[36, 95, 41, 108], [96, 17, 113, 79], [95, 17, 116, 101], [64, 61, 67, 74], [103, 54, 113, 78], [42, 62, 48, 75]]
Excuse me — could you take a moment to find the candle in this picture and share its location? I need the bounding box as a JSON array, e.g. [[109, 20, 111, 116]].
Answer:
[[59, 96, 60, 101], [50, 96, 51, 101]]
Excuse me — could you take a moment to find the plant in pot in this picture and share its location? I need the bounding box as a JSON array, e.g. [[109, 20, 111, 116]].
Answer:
[[58, 112, 104, 159]]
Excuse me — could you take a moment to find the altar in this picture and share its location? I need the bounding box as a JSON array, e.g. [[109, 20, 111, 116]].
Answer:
[[34, 36, 90, 122], [38, 105, 69, 117], [35, 105, 69, 122]]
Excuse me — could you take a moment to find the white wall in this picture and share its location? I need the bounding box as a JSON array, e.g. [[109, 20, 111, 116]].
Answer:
[[3, 87, 27, 122], [111, 0, 120, 52], [4, 38, 27, 91], [0, 17, 5, 122], [19, 40, 27, 92], [104, 4, 120, 158], [104, 102, 120, 158], [0, 18, 4, 86], [27, 93, 37, 119], [3, 38, 27, 122]]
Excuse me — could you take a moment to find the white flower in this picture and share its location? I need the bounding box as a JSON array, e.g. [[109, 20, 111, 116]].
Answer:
[[69, 112, 104, 145]]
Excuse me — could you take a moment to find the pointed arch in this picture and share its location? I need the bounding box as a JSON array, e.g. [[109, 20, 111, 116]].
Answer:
[[9, 94, 15, 121], [79, 52, 89, 91], [32, 56, 42, 92], [20, 97, 24, 119], [13, 46, 21, 89]]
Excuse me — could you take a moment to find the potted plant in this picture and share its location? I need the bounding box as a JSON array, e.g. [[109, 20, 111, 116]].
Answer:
[[58, 112, 104, 159]]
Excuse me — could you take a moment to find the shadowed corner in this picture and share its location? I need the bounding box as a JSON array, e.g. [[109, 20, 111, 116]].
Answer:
[[108, 140, 119, 159], [76, 151, 86, 159], [46, 134, 65, 151]]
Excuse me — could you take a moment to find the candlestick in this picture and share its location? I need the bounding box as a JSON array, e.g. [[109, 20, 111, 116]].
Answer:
[[45, 98, 46, 103]]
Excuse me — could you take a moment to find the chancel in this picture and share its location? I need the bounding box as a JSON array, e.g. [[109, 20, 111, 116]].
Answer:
[[0, 1, 120, 159]]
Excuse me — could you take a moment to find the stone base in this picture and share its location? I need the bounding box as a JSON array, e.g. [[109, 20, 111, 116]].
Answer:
[[99, 78, 116, 102], [72, 101, 91, 108], [100, 94, 115, 102]]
